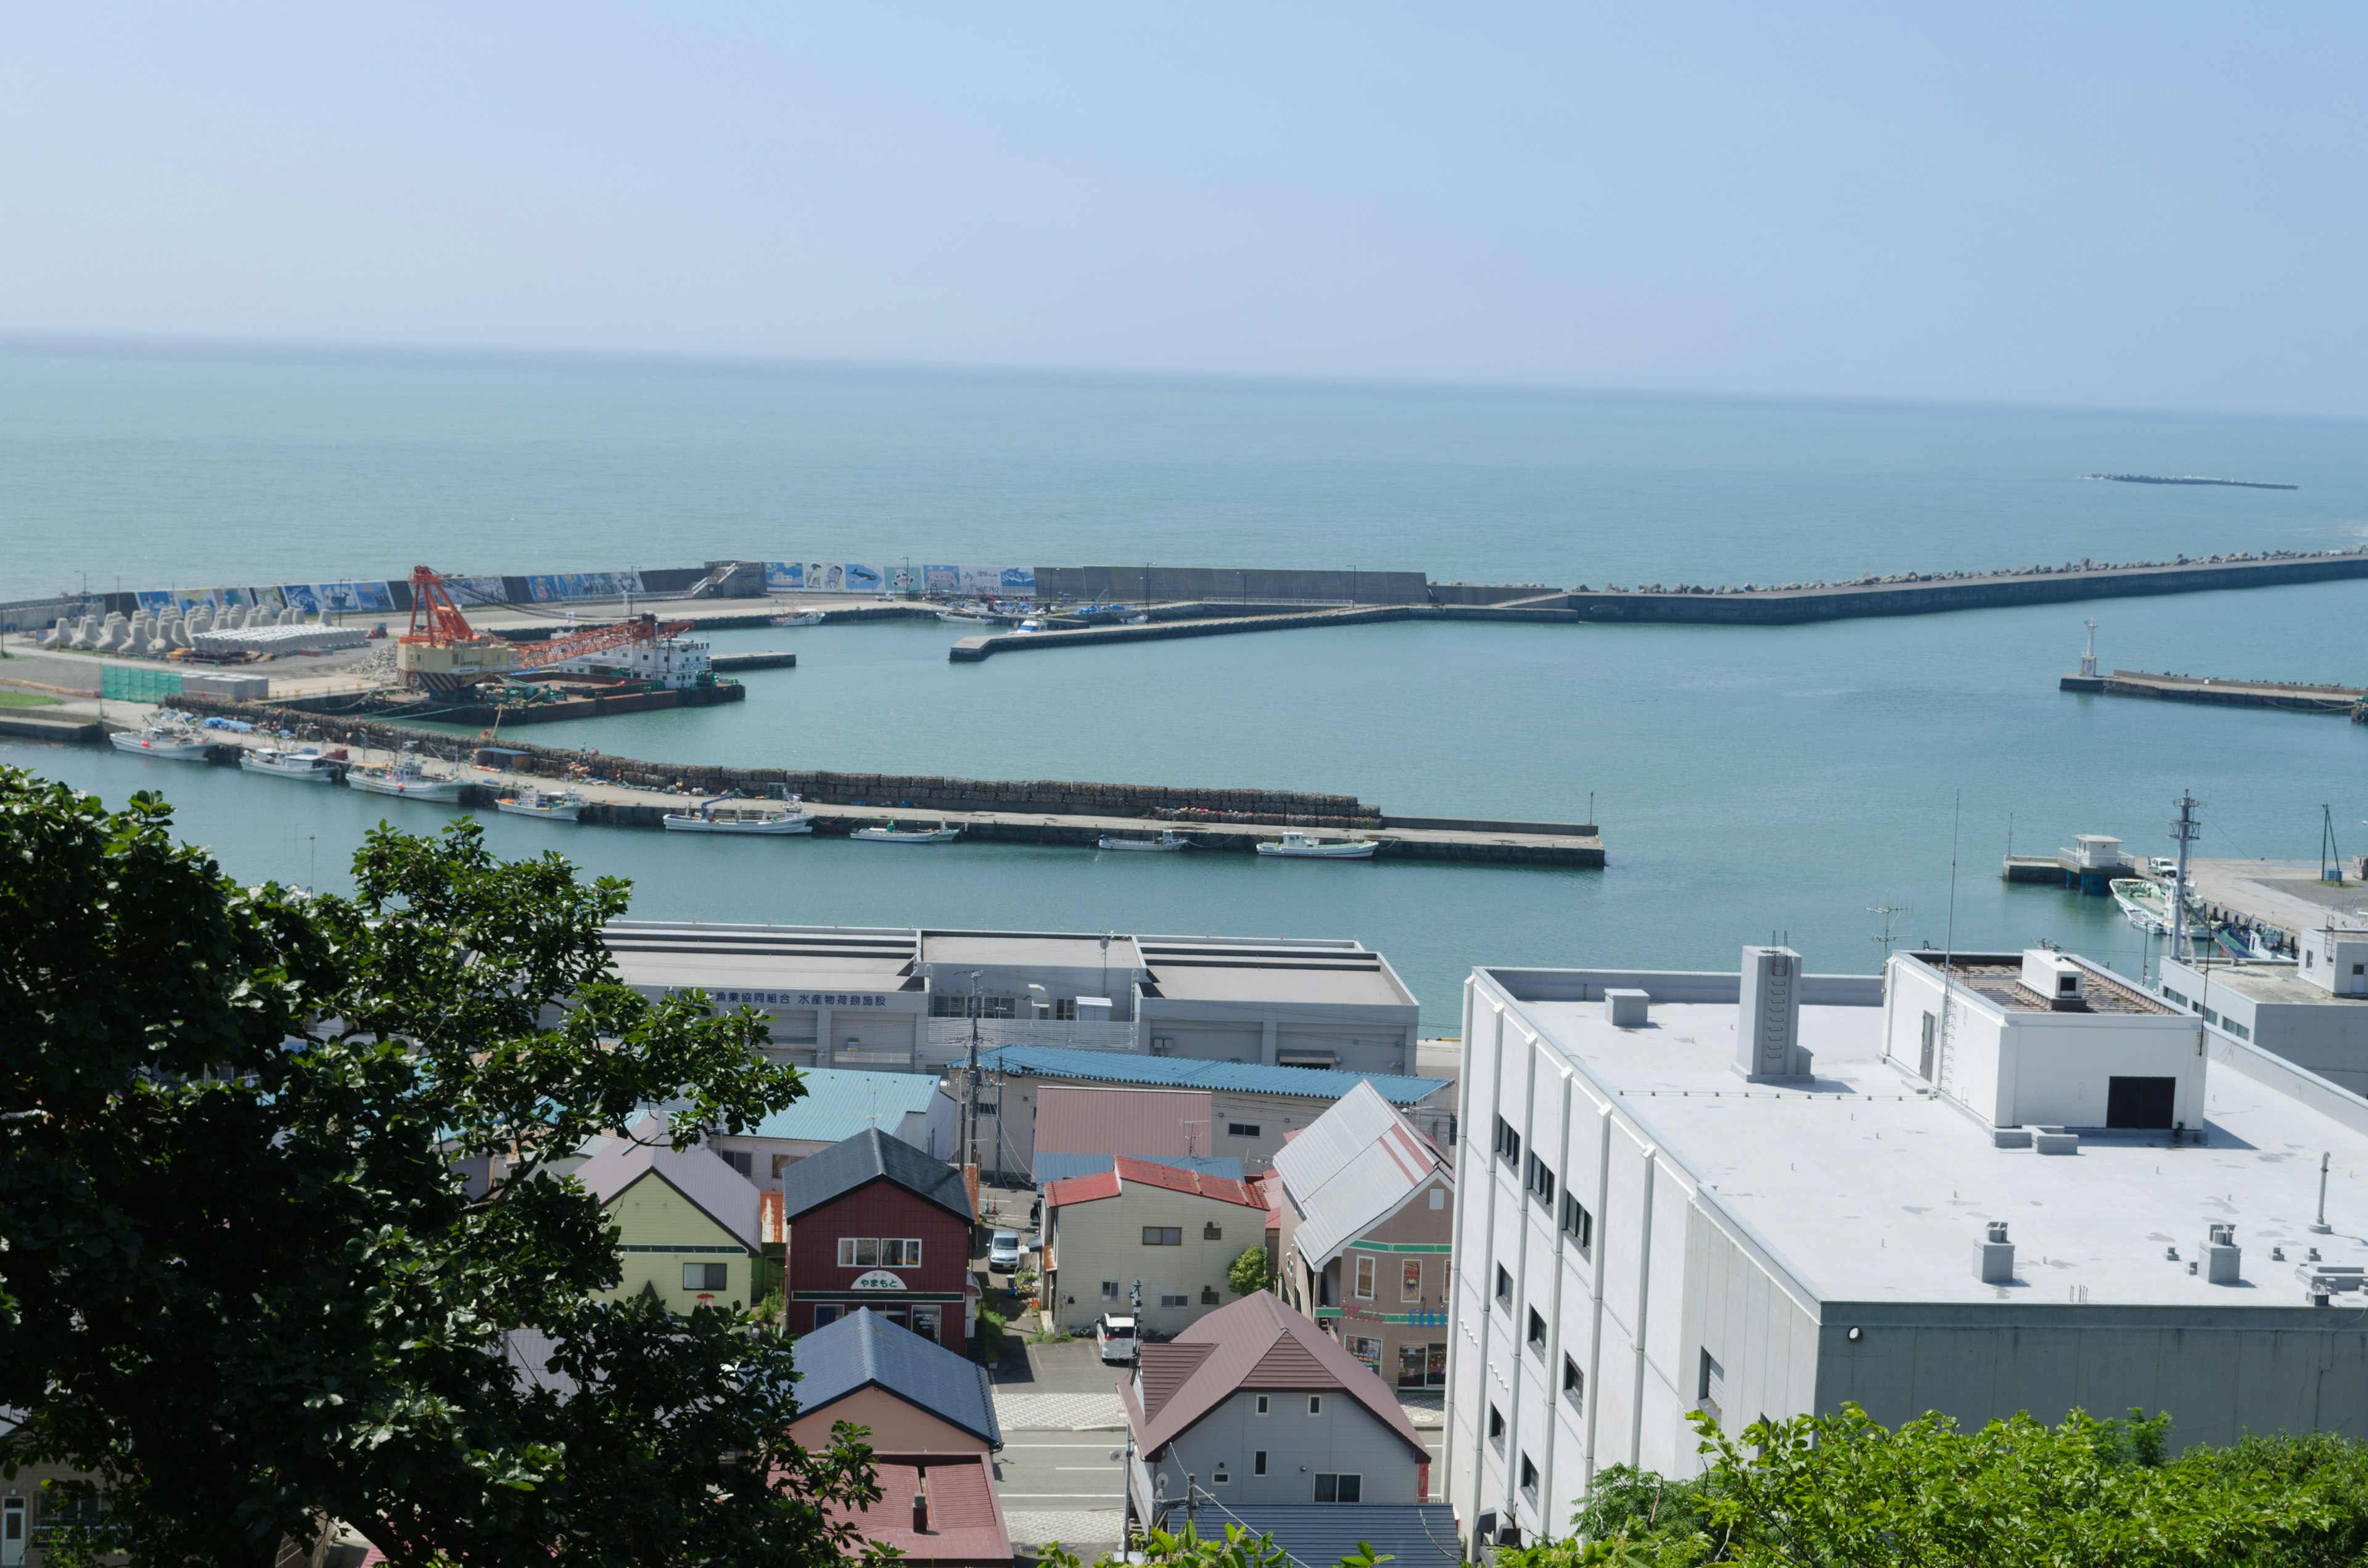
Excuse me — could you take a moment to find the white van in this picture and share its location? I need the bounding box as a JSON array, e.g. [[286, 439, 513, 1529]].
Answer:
[[1096, 1313, 1139, 1365]]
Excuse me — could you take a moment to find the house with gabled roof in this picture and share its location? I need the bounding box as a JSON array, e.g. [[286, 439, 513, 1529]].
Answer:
[[1272, 1080, 1454, 1390], [780, 1127, 977, 1348], [576, 1118, 764, 1311], [788, 1307, 1002, 1455], [1120, 1291, 1433, 1535], [1042, 1155, 1268, 1337]]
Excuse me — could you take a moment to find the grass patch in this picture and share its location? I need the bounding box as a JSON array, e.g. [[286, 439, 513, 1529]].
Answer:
[[0, 691, 63, 708]]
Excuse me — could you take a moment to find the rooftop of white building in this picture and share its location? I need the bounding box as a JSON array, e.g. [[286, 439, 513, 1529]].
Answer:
[[2166, 957, 2368, 1009], [1482, 958, 2368, 1312]]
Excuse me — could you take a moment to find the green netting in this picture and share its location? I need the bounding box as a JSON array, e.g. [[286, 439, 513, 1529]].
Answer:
[[101, 667, 183, 702]]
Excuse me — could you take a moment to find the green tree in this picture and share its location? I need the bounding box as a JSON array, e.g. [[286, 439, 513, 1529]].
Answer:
[[0, 773, 883, 1567], [1227, 1243, 1272, 1296]]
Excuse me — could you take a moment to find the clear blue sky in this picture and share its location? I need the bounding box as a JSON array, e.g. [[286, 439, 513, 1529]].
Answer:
[[4, 4, 2362, 415]]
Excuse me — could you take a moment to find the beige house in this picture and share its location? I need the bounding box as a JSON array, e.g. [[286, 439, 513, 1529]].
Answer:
[[1042, 1155, 1268, 1336]]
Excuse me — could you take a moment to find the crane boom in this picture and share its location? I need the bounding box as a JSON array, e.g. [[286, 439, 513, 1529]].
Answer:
[[521, 614, 694, 669]]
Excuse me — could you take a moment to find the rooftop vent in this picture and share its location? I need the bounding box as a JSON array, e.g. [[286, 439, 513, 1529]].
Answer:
[[2021, 950, 2089, 1011], [2200, 1223, 2241, 1285], [2298, 1262, 2364, 1300], [1604, 988, 1650, 1028], [1735, 945, 1811, 1083], [1974, 1221, 2014, 1284], [2028, 1125, 2080, 1155]]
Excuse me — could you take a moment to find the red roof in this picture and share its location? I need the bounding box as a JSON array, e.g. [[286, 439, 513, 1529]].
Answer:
[[1043, 1154, 1266, 1212], [821, 1452, 1011, 1565]]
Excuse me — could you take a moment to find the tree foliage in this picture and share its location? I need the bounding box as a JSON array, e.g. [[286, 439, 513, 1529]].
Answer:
[[1500, 1403, 2368, 1568], [0, 771, 883, 1567], [1228, 1243, 1272, 1297]]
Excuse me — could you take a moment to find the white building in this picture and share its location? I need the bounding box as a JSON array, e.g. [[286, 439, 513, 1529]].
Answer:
[[2162, 926, 2368, 1093], [1448, 944, 2368, 1555]]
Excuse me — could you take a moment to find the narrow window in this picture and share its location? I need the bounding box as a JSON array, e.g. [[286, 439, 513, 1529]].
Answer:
[[854, 1238, 879, 1268], [1519, 1456, 1538, 1497], [1527, 1308, 1547, 1354], [1402, 1260, 1422, 1301], [1526, 1153, 1556, 1207], [1698, 1349, 1725, 1429], [1255, 1395, 1270, 1416], [837, 1238, 857, 1268], [1494, 1116, 1521, 1169], [1495, 1265, 1513, 1310], [1488, 1404, 1505, 1450], [1355, 1257, 1376, 1299], [1560, 1193, 1594, 1258], [1308, 1395, 1322, 1416], [1254, 1450, 1268, 1476], [1918, 1011, 1936, 1080], [1563, 1355, 1584, 1411]]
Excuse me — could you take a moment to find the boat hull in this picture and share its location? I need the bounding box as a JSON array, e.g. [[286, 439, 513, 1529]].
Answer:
[[1257, 842, 1379, 859], [1098, 835, 1186, 852], [662, 815, 813, 834], [852, 828, 960, 844], [109, 733, 212, 760], [239, 753, 339, 781], [347, 774, 468, 802], [498, 799, 585, 821]]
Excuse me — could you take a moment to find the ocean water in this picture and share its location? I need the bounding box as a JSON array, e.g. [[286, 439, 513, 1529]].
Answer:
[[5, 339, 2367, 1030]]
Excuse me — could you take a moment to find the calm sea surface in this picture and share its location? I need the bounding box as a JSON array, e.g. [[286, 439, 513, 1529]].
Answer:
[[6, 339, 2366, 1028]]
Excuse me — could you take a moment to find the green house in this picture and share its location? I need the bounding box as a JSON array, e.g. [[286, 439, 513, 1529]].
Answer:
[[578, 1119, 765, 1310]]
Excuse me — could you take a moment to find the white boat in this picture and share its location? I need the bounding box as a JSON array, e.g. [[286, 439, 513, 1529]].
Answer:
[[1098, 831, 1190, 852], [239, 747, 341, 781], [346, 750, 469, 802], [108, 722, 213, 760], [496, 786, 588, 822], [662, 797, 815, 834], [937, 607, 997, 625], [1256, 830, 1380, 860], [850, 822, 961, 844], [2110, 877, 2210, 940], [1013, 620, 1044, 634], [771, 612, 825, 628]]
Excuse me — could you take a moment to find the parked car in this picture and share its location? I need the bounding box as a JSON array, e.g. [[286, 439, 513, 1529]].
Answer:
[[987, 1229, 1023, 1273], [1097, 1312, 1139, 1365]]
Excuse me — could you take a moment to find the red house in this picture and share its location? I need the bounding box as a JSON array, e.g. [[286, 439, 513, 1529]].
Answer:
[[780, 1127, 977, 1350]]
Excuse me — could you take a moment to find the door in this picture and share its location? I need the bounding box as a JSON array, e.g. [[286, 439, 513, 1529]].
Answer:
[[2106, 1076, 2176, 1129], [2, 1495, 24, 1566]]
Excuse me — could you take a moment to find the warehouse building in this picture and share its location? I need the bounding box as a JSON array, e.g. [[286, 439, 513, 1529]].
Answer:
[[601, 922, 1421, 1074], [2161, 927, 2368, 1093], [1449, 944, 2368, 1555]]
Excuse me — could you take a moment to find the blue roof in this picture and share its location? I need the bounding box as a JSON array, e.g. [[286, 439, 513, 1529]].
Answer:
[[792, 1307, 1002, 1448], [979, 1045, 1447, 1106], [739, 1067, 944, 1144], [1216, 1506, 1460, 1568], [1032, 1152, 1244, 1187]]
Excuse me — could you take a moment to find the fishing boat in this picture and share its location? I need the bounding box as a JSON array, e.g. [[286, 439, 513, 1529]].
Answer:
[[771, 611, 825, 627], [662, 796, 815, 834], [850, 821, 961, 844], [345, 749, 469, 802], [2110, 877, 2210, 940], [239, 747, 342, 782], [1014, 620, 1043, 634], [1256, 831, 1380, 860], [496, 786, 588, 822], [108, 719, 213, 760], [937, 606, 997, 625], [1098, 831, 1190, 852]]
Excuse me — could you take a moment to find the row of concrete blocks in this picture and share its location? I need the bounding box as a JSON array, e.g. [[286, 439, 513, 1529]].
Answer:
[[43, 602, 329, 655]]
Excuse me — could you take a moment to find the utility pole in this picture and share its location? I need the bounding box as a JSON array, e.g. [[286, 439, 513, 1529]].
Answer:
[[1868, 903, 1912, 961], [964, 969, 984, 1179], [2322, 805, 2345, 885], [2169, 792, 2203, 963]]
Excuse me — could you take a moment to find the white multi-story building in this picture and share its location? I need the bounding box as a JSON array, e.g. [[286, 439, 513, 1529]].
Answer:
[[2161, 926, 2368, 1093], [1448, 944, 2368, 1556]]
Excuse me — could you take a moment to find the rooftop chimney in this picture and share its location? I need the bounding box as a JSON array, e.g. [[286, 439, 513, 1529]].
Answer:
[[1735, 945, 1809, 1082], [912, 1479, 929, 1534], [1974, 1221, 2014, 1284], [2200, 1223, 2241, 1285]]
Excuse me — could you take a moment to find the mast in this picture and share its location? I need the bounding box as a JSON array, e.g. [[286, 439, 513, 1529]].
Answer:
[[2169, 792, 2202, 963]]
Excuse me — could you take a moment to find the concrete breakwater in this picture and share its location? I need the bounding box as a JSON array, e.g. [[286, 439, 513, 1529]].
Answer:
[[152, 694, 1601, 866], [2060, 668, 2365, 716]]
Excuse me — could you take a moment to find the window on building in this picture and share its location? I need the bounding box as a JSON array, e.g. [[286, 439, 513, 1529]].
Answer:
[[1309, 1395, 1323, 1416], [1563, 1355, 1584, 1411], [1256, 1395, 1270, 1416], [1053, 997, 1079, 1020], [1143, 1226, 1183, 1246], [1489, 1404, 1506, 1450], [1918, 1010, 1937, 1080], [1494, 1116, 1521, 1169], [1212, 1464, 1230, 1484], [721, 1149, 754, 1179], [1314, 1474, 1362, 1503], [839, 1238, 919, 1267], [2162, 987, 2190, 1009], [1402, 1260, 1422, 1301], [1201, 1286, 1219, 1304], [1161, 1293, 1188, 1308], [1520, 1456, 1538, 1498], [883, 1239, 923, 1266], [1101, 1280, 1122, 1302], [1204, 1223, 1224, 1241], [1429, 1187, 1446, 1209], [813, 1305, 840, 1328], [1527, 1308, 1547, 1354], [1526, 1153, 1556, 1207], [1398, 1344, 1429, 1387], [838, 1238, 879, 1268], [1699, 1350, 1725, 1429], [1229, 1122, 1261, 1137], [683, 1262, 727, 1291], [1355, 1257, 1376, 1299], [912, 1306, 940, 1339], [1560, 1193, 1594, 1258], [1254, 1450, 1268, 1476], [1495, 1265, 1513, 1310], [2227, 1019, 2251, 1041]]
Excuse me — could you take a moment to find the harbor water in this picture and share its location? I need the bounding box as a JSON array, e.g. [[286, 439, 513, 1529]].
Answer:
[[5, 340, 2367, 1028]]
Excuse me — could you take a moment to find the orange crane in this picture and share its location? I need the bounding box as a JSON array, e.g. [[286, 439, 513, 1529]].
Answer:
[[524, 612, 696, 671], [396, 566, 692, 691]]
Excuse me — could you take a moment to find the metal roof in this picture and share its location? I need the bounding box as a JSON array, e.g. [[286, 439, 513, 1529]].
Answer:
[[1034, 1086, 1215, 1161], [736, 1067, 945, 1146], [981, 1045, 1448, 1105], [821, 1452, 1010, 1565], [1120, 1292, 1429, 1458], [1271, 1081, 1451, 1267], [792, 1307, 1001, 1448], [1216, 1505, 1462, 1568], [1032, 1153, 1245, 1186], [574, 1118, 763, 1252], [1043, 1155, 1267, 1212], [778, 1127, 973, 1225]]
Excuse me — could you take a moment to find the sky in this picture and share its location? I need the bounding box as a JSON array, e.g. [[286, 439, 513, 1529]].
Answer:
[[1, 3, 2362, 415]]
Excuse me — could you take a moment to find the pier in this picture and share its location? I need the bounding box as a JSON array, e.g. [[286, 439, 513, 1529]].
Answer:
[[2060, 668, 2365, 716]]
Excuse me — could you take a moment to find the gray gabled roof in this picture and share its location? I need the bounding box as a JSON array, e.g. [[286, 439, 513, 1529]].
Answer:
[[1270, 1080, 1449, 1268], [1219, 1505, 1460, 1568], [792, 1307, 1001, 1448], [575, 1117, 763, 1253], [778, 1126, 973, 1225]]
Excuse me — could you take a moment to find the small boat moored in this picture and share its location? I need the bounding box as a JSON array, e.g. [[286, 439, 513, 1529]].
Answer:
[[1098, 831, 1190, 852], [108, 716, 215, 760], [1255, 830, 1380, 860], [850, 821, 961, 844], [239, 747, 343, 782], [662, 795, 815, 834], [496, 786, 590, 822], [2110, 877, 2210, 941], [771, 612, 825, 628], [346, 748, 470, 802]]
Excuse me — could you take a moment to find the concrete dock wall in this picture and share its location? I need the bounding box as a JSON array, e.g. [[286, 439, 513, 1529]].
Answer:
[[1033, 564, 1430, 604]]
